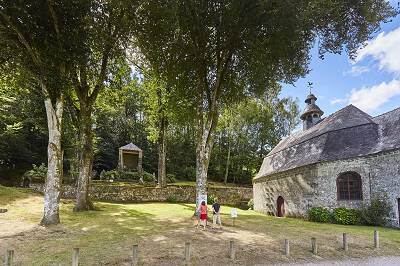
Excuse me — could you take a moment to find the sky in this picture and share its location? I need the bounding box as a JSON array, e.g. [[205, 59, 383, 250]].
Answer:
[[281, 1, 400, 119]]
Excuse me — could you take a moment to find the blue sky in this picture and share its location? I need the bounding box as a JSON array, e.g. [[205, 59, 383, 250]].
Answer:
[[281, 1, 400, 118]]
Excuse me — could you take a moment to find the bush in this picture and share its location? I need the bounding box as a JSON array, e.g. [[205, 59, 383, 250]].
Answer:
[[99, 170, 154, 183], [207, 194, 217, 205], [179, 166, 196, 181], [247, 199, 254, 210], [142, 172, 156, 183], [360, 197, 392, 226], [24, 163, 47, 183], [308, 207, 331, 223], [333, 207, 361, 225], [166, 174, 176, 183], [166, 195, 178, 203]]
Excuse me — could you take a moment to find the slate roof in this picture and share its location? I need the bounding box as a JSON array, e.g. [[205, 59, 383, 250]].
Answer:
[[119, 143, 142, 151], [255, 105, 400, 179]]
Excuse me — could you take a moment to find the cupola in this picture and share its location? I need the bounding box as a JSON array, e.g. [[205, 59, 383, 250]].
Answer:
[[300, 93, 324, 130]]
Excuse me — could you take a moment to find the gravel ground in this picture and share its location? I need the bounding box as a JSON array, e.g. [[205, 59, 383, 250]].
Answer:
[[275, 256, 400, 266]]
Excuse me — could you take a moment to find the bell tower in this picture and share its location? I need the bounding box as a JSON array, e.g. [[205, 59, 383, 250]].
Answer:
[[300, 92, 324, 130]]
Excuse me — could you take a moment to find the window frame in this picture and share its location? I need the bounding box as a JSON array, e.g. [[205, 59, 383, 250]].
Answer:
[[336, 172, 363, 201]]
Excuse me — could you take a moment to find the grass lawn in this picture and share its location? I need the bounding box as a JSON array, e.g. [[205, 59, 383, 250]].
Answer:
[[1, 185, 400, 265]]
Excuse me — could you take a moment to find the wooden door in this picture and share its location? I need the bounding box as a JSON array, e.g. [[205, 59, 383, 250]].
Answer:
[[277, 196, 285, 217], [398, 198, 400, 226]]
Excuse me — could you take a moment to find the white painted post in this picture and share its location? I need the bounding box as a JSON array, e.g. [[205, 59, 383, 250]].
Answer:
[[72, 248, 79, 266]]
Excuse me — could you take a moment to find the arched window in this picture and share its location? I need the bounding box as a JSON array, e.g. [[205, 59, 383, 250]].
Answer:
[[313, 114, 319, 118], [337, 172, 362, 200]]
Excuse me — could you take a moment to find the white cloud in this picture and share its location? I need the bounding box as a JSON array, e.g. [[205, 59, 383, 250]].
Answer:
[[343, 66, 370, 76], [330, 98, 347, 105], [355, 27, 400, 75], [348, 79, 400, 112]]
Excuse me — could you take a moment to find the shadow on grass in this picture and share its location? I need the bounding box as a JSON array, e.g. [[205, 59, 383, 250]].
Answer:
[[0, 185, 40, 205]]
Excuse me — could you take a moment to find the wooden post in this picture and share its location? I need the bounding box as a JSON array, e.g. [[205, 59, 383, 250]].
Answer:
[[5, 250, 14, 266], [342, 233, 348, 251], [72, 248, 79, 266], [184, 242, 191, 265], [311, 237, 318, 254], [229, 240, 235, 260], [374, 230, 379, 249], [284, 239, 290, 256], [132, 244, 139, 266]]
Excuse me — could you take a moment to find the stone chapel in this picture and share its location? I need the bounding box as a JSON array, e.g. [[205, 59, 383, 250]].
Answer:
[[253, 93, 400, 227]]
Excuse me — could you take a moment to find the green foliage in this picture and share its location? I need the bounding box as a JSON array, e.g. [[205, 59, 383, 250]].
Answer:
[[166, 174, 177, 183], [308, 207, 331, 223], [247, 199, 254, 210], [24, 164, 48, 183], [333, 208, 361, 225], [99, 170, 154, 183], [142, 172, 156, 183], [360, 197, 392, 226], [0, 74, 47, 171], [166, 195, 178, 203], [207, 195, 217, 205], [179, 167, 196, 181]]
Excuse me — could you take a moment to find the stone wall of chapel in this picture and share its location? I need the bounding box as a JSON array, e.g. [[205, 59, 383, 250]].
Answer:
[[253, 150, 400, 227], [315, 157, 371, 210], [368, 150, 400, 227], [253, 165, 317, 217]]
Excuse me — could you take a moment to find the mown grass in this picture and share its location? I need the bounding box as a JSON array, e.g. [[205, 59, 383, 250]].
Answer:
[[1, 185, 400, 265]]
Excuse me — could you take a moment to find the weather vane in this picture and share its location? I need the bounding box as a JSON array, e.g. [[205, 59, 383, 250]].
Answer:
[[307, 82, 313, 94]]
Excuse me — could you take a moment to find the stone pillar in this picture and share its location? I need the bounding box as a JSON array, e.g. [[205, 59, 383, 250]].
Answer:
[[138, 151, 143, 173], [118, 149, 123, 170]]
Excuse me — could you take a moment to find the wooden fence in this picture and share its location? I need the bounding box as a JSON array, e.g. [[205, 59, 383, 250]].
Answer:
[[2, 230, 380, 265]]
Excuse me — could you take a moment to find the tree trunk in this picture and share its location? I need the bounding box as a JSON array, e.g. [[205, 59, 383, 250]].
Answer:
[[74, 107, 94, 211], [158, 116, 167, 188], [195, 126, 214, 206], [40, 95, 64, 226], [224, 138, 231, 184]]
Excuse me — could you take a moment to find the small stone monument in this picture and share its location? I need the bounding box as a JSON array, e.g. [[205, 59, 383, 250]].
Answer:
[[118, 143, 143, 172]]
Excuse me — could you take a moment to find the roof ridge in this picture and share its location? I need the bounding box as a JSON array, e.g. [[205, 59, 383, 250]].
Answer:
[[266, 122, 376, 157], [266, 104, 376, 157], [373, 106, 400, 119]]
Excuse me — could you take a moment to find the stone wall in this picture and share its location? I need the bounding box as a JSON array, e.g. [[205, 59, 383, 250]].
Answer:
[[253, 165, 317, 217], [253, 150, 400, 227], [31, 183, 253, 206]]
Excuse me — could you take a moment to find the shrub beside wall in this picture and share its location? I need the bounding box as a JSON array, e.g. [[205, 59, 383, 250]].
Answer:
[[308, 197, 392, 226], [360, 198, 392, 226], [308, 207, 331, 223], [99, 170, 155, 183], [333, 207, 360, 225]]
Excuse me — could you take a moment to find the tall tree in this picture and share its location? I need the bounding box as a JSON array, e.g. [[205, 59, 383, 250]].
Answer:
[[134, 0, 396, 204], [0, 0, 82, 225], [141, 74, 170, 188], [68, 1, 138, 212]]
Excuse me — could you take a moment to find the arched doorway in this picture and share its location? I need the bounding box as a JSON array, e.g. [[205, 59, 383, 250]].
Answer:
[[277, 196, 285, 217], [398, 198, 400, 226]]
